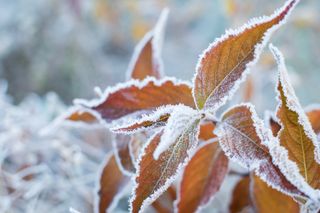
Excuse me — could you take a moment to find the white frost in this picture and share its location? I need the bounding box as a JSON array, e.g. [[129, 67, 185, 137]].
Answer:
[[270, 44, 320, 165], [192, 0, 300, 112], [74, 76, 192, 127], [110, 105, 176, 134], [153, 105, 201, 160]]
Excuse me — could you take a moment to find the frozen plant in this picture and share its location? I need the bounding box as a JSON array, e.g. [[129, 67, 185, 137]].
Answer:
[[52, 0, 320, 212]]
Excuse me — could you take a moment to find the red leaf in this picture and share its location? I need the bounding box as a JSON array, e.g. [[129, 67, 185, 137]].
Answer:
[[216, 104, 304, 198], [193, 0, 299, 111], [79, 77, 195, 123], [96, 154, 130, 213], [130, 119, 200, 213], [127, 9, 168, 80], [176, 141, 228, 213]]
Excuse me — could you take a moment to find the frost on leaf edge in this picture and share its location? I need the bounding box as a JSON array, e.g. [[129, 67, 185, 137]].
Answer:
[[192, 0, 299, 112], [129, 120, 201, 213]]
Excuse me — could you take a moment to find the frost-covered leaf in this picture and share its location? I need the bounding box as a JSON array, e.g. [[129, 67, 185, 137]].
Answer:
[[251, 175, 300, 213], [126, 9, 168, 80], [198, 121, 216, 142], [215, 104, 304, 197], [95, 154, 130, 213], [306, 106, 320, 134], [229, 176, 252, 213], [153, 105, 200, 159], [176, 141, 228, 213], [193, 0, 299, 111], [130, 119, 200, 213], [270, 45, 320, 189], [77, 77, 195, 124], [152, 186, 176, 213], [110, 106, 173, 134], [113, 134, 136, 175]]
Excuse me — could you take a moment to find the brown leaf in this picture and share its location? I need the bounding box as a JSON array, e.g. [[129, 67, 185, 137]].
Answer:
[[152, 186, 176, 213], [271, 46, 320, 189], [96, 154, 130, 213], [198, 121, 217, 141], [127, 9, 168, 80], [176, 141, 228, 213], [130, 119, 200, 213], [251, 175, 300, 213], [83, 78, 195, 123], [216, 104, 304, 197], [229, 176, 252, 213], [306, 107, 320, 134], [111, 109, 171, 134], [113, 134, 136, 175], [193, 0, 298, 111]]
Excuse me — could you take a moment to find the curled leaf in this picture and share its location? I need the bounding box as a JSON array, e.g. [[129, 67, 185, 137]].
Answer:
[[193, 0, 299, 111], [270, 45, 320, 190], [110, 106, 173, 134], [176, 141, 228, 213], [127, 9, 169, 80], [77, 77, 195, 124], [215, 104, 304, 197], [95, 154, 130, 213], [130, 119, 200, 213]]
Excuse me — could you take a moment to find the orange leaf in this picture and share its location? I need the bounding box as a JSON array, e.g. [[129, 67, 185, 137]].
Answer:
[[67, 110, 98, 124], [251, 175, 300, 213], [176, 141, 228, 213], [270, 45, 320, 190], [127, 9, 168, 80], [130, 119, 200, 213], [306, 107, 320, 134], [193, 0, 298, 111], [216, 104, 304, 197], [96, 154, 130, 213], [80, 77, 195, 123], [198, 121, 217, 141], [113, 134, 136, 175], [229, 176, 252, 213]]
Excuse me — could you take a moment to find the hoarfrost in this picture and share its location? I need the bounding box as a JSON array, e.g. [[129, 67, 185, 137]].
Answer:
[[153, 105, 201, 160], [192, 0, 299, 112]]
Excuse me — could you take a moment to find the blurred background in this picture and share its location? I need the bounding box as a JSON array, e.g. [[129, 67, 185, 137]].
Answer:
[[1, 0, 319, 106], [0, 0, 320, 212]]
